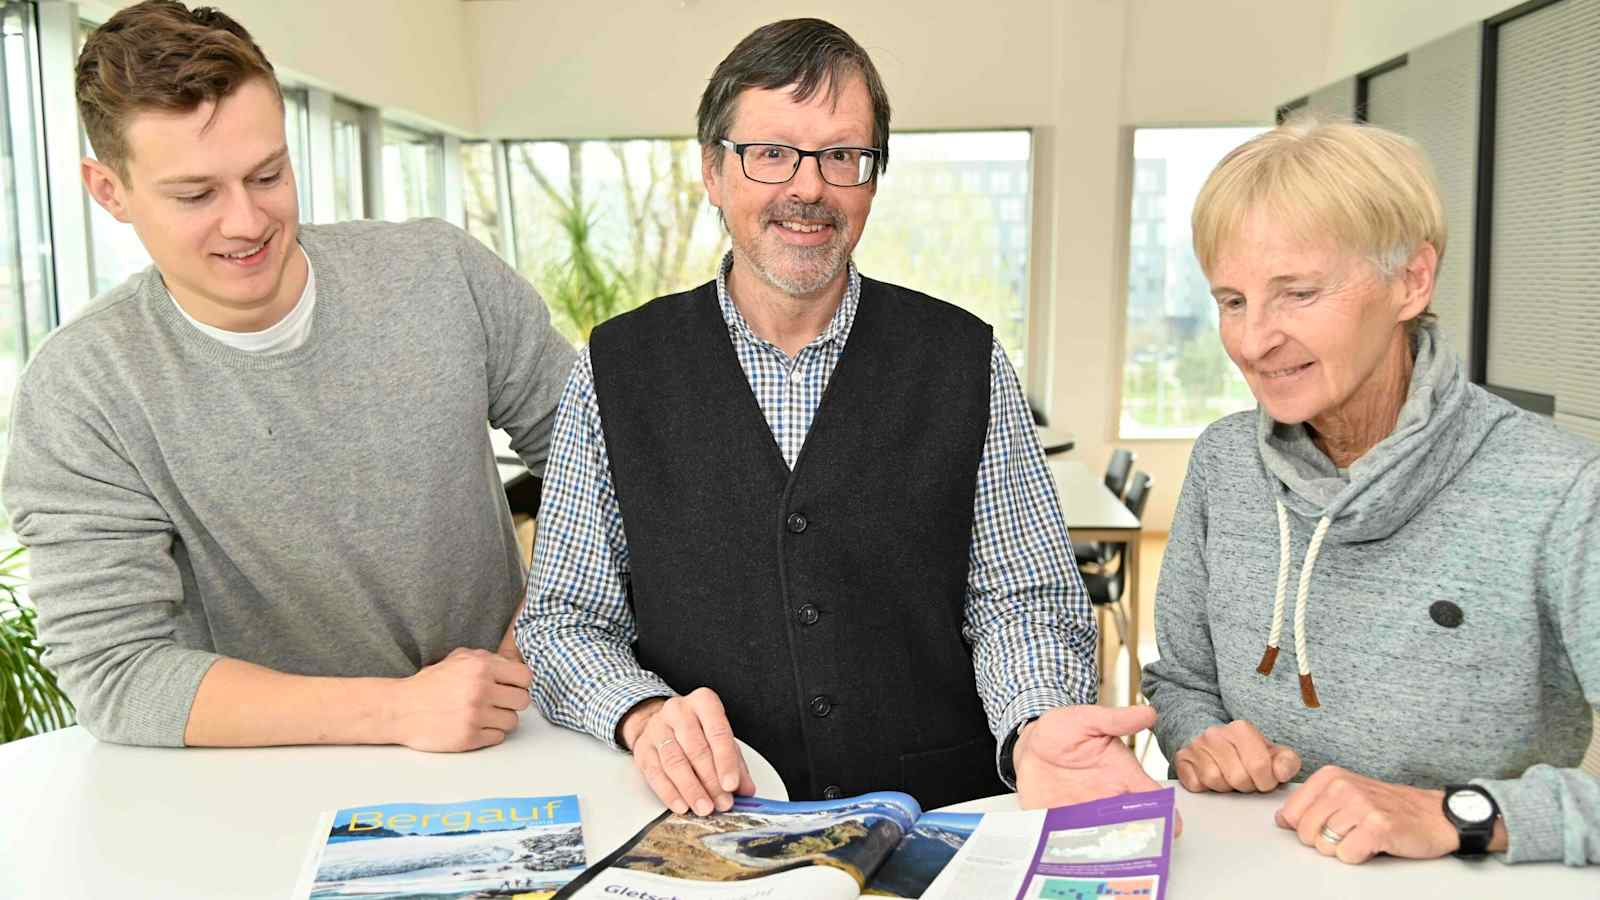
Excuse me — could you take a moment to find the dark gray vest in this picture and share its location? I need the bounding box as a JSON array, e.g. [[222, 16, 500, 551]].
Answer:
[[588, 277, 1005, 808]]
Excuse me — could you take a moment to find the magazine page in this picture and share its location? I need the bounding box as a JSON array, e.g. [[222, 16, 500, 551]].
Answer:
[[920, 809, 1048, 899], [556, 792, 923, 900], [1011, 786, 1176, 900], [862, 811, 983, 898], [290, 794, 585, 900]]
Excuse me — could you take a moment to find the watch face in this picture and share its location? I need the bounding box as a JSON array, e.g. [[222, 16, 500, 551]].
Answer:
[[1448, 790, 1495, 824]]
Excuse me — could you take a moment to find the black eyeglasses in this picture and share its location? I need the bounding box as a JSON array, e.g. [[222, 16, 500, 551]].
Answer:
[[719, 140, 881, 187]]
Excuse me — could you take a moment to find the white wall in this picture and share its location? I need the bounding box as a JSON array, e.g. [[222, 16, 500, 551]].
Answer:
[[82, 0, 478, 134], [1323, 0, 1520, 83], [469, 0, 1058, 139]]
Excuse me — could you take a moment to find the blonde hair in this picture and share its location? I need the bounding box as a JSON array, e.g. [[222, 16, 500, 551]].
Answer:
[[1191, 114, 1446, 331]]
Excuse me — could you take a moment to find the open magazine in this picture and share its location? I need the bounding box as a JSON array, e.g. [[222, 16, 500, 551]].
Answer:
[[290, 794, 587, 900], [554, 787, 1175, 900]]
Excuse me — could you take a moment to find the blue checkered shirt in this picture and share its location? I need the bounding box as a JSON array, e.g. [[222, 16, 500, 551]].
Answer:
[[515, 255, 1097, 786]]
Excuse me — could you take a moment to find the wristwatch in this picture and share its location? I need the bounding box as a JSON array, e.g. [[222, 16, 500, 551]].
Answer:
[[1442, 784, 1499, 857], [998, 717, 1038, 785]]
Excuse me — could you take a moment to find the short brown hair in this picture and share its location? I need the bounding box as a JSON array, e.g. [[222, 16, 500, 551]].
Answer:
[[77, 1, 280, 176], [697, 18, 892, 175]]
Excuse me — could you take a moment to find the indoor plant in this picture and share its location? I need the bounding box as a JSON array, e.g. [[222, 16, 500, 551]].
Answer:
[[0, 545, 73, 742]]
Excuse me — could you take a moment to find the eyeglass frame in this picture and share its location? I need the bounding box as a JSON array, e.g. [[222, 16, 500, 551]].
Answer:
[[718, 139, 883, 187]]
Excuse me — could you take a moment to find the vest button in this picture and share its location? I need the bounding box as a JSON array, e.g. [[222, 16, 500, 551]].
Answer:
[[822, 785, 843, 800], [796, 604, 820, 626], [808, 695, 832, 717], [786, 512, 808, 534]]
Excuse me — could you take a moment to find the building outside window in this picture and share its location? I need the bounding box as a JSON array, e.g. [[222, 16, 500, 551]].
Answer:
[[853, 130, 1032, 375], [382, 122, 443, 221], [1119, 126, 1267, 437]]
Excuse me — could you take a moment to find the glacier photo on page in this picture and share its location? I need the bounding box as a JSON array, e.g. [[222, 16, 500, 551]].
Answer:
[[292, 794, 586, 900]]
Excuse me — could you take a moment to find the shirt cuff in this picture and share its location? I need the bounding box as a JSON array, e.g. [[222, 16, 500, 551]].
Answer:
[[1473, 765, 1582, 864], [589, 674, 675, 752], [993, 687, 1079, 790]]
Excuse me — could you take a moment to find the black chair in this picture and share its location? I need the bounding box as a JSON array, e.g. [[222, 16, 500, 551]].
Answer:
[[1073, 449, 1135, 566], [1081, 471, 1152, 698]]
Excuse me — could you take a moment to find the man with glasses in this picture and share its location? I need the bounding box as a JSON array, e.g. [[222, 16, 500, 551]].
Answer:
[[518, 18, 1160, 814]]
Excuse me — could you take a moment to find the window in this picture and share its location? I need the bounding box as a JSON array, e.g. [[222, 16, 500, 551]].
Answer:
[[381, 123, 443, 221], [505, 138, 727, 343], [854, 130, 1032, 373], [331, 101, 367, 221], [460, 141, 502, 252], [2, 0, 54, 496], [1119, 127, 1267, 438], [283, 88, 312, 219]]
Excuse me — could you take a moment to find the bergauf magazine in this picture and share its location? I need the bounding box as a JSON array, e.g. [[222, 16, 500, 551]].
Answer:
[[554, 787, 1175, 900], [290, 794, 587, 900]]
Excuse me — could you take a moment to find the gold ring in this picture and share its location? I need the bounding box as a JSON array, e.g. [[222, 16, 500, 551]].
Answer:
[[655, 737, 677, 752], [1318, 825, 1346, 844]]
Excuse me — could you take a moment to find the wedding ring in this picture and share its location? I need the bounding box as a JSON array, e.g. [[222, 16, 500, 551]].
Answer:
[[655, 737, 677, 752], [1318, 825, 1346, 845]]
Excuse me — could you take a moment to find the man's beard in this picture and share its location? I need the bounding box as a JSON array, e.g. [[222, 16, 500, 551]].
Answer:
[[733, 200, 851, 297]]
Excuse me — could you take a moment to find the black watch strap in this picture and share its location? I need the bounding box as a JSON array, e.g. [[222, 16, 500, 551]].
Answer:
[[999, 717, 1038, 785]]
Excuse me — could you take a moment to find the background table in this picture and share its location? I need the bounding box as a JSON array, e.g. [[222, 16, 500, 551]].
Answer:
[[0, 713, 786, 899], [1051, 457, 1144, 703], [944, 787, 1594, 898], [1035, 425, 1076, 456]]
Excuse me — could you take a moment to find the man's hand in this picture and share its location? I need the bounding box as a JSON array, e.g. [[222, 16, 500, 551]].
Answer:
[[1275, 766, 1499, 864], [1175, 720, 1301, 793], [621, 687, 756, 817], [386, 647, 533, 752], [1014, 705, 1172, 830]]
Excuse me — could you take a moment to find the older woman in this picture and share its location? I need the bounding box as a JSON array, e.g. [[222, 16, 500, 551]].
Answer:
[[1141, 117, 1598, 867]]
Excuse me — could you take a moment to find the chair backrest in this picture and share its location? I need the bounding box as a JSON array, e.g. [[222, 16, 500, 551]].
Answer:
[[1104, 472, 1154, 600], [1104, 448, 1135, 498], [1123, 471, 1152, 520]]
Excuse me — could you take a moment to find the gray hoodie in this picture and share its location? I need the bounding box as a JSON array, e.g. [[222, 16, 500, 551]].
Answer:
[[1143, 325, 1599, 865]]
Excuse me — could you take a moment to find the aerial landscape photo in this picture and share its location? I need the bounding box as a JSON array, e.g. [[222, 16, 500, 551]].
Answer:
[[613, 795, 919, 885]]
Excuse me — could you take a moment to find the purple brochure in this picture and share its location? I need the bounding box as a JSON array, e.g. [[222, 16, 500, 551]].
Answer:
[[1012, 786, 1175, 900]]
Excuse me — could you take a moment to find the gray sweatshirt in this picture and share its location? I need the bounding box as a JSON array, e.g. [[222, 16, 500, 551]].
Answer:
[[2, 219, 575, 747], [1143, 325, 1599, 865]]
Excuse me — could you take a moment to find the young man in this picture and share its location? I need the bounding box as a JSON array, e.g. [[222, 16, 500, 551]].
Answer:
[[519, 18, 1161, 814], [2, 1, 575, 750]]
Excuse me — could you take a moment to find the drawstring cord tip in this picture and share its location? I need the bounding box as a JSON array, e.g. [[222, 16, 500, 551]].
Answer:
[[1256, 645, 1279, 676], [1299, 673, 1321, 708]]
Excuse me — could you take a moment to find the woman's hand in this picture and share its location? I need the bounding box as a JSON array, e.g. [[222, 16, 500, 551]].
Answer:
[[1175, 720, 1302, 793], [1275, 766, 1500, 864]]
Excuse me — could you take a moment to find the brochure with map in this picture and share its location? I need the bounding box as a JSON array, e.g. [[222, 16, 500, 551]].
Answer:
[[553, 787, 1175, 900], [924, 787, 1174, 900], [290, 794, 586, 900]]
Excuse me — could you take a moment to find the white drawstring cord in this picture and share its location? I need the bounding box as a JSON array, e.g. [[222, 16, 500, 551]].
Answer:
[[1259, 499, 1332, 708]]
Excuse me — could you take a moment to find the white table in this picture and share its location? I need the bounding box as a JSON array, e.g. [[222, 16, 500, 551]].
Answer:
[[943, 787, 1594, 898], [0, 713, 787, 899], [1052, 458, 1144, 703], [1036, 425, 1076, 456]]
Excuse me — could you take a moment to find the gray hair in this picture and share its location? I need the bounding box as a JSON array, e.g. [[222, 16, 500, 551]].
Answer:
[[696, 18, 891, 175]]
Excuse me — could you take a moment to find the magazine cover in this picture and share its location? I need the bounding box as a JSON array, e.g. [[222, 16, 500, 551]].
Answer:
[[290, 794, 586, 900]]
